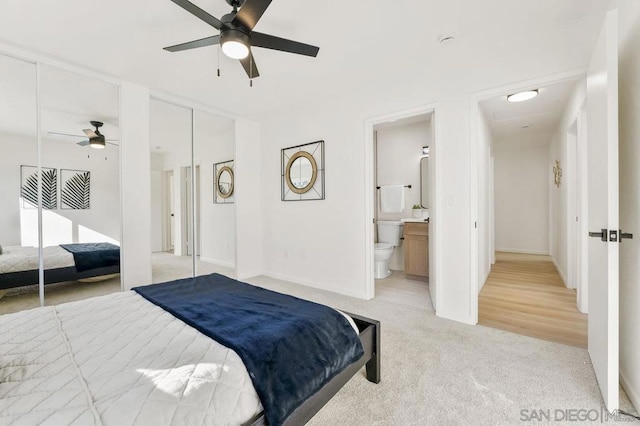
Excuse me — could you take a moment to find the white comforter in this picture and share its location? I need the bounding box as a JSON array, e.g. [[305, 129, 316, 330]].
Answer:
[[0, 246, 75, 274], [0, 291, 263, 425]]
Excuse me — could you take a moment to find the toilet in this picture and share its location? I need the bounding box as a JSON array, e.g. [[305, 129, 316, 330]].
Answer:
[[374, 220, 404, 279]]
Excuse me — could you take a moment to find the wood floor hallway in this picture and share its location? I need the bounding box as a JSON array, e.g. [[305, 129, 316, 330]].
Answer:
[[479, 252, 588, 348]]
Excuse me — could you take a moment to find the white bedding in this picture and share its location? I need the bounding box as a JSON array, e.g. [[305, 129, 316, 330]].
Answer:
[[0, 246, 75, 274], [0, 291, 263, 425]]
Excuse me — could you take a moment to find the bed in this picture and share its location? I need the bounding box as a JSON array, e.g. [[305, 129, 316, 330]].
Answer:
[[0, 243, 120, 290], [0, 273, 380, 425]]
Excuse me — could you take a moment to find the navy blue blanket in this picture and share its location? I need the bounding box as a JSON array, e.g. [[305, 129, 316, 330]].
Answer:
[[133, 274, 364, 426], [60, 243, 120, 272]]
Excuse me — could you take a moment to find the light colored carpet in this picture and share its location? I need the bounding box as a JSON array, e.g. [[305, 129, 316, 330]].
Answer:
[[151, 251, 236, 283], [244, 275, 639, 425]]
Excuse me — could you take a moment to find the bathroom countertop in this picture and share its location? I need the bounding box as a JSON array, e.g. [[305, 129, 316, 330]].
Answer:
[[401, 218, 429, 223]]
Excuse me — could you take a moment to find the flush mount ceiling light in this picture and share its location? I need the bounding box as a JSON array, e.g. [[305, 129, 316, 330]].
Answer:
[[507, 90, 539, 103]]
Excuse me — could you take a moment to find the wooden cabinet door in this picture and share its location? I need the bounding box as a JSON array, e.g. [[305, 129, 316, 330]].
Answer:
[[405, 235, 428, 277]]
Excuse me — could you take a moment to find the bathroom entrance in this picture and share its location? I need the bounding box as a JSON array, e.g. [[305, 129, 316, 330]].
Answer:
[[366, 108, 437, 311]]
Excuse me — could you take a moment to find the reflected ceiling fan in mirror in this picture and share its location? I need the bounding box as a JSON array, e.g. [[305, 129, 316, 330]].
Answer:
[[163, 0, 320, 82], [48, 121, 119, 149]]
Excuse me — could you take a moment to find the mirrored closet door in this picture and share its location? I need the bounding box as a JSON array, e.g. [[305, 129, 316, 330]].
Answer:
[[193, 110, 236, 278], [39, 65, 122, 304], [149, 98, 195, 282], [0, 54, 39, 314]]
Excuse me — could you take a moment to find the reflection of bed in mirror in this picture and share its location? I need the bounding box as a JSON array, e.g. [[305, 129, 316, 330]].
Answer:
[[0, 243, 120, 290]]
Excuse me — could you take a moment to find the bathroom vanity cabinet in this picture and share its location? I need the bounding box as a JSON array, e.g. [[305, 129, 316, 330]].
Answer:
[[403, 222, 429, 282]]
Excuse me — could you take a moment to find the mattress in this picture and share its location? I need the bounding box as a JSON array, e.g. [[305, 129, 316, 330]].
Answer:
[[0, 291, 262, 425], [0, 246, 75, 274], [0, 289, 359, 425]]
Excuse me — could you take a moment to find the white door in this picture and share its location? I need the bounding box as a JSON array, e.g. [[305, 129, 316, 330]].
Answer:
[[586, 9, 619, 412]]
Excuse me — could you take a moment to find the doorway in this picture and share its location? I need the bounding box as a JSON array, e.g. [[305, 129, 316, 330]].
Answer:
[[473, 76, 588, 348], [364, 104, 439, 311]]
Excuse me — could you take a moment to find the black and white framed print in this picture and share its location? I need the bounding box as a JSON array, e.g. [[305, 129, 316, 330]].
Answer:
[[281, 140, 325, 201], [214, 160, 234, 204], [60, 169, 91, 210], [20, 165, 57, 209]]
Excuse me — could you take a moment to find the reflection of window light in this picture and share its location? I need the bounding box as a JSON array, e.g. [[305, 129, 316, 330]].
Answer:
[[79, 225, 119, 245]]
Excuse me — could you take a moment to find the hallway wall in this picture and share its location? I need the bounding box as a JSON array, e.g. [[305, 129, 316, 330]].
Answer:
[[494, 140, 549, 254]]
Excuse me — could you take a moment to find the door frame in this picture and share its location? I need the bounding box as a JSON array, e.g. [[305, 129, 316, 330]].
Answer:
[[363, 103, 440, 307], [469, 69, 586, 324]]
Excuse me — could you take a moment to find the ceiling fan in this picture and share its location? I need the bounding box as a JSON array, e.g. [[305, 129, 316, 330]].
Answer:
[[163, 0, 320, 80], [48, 121, 119, 149]]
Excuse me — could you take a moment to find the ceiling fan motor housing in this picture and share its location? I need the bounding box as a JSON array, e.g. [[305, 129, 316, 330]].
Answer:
[[220, 28, 250, 45], [224, 0, 247, 8]]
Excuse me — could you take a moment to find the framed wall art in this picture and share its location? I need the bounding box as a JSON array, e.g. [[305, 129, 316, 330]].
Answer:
[[61, 169, 91, 209], [20, 165, 57, 209]]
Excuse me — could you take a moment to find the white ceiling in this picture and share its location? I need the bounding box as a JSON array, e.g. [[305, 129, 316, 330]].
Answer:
[[0, 1, 607, 117], [479, 78, 579, 146]]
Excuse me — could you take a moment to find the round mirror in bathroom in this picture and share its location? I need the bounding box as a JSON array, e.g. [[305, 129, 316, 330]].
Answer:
[[285, 151, 317, 194], [216, 166, 234, 198]]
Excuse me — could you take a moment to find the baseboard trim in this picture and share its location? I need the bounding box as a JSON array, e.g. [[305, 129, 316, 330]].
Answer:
[[551, 257, 570, 288], [479, 267, 491, 293], [495, 248, 549, 255], [620, 371, 640, 413], [199, 257, 235, 269], [262, 271, 365, 300]]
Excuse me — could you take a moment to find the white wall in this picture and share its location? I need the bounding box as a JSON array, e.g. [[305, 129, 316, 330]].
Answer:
[[255, 92, 474, 323], [477, 108, 495, 290], [493, 140, 550, 254], [235, 118, 263, 280], [548, 80, 587, 284], [120, 82, 152, 290], [375, 120, 431, 270], [618, 0, 640, 412]]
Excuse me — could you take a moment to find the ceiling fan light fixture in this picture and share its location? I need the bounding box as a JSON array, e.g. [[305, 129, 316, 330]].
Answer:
[[220, 29, 250, 59], [507, 89, 539, 103], [90, 139, 106, 149]]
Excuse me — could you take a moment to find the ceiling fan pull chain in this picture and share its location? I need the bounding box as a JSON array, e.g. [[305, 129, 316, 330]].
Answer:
[[250, 54, 253, 87], [217, 45, 221, 77]]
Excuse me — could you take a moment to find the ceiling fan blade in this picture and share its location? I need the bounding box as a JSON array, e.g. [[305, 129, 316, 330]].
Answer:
[[164, 35, 220, 52], [239, 51, 260, 79], [170, 0, 223, 30], [251, 32, 319, 57], [83, 129, 98, 138], [232, 0, 272, 31], [48, 131, 86, 138], [77, 140, 91, 146]]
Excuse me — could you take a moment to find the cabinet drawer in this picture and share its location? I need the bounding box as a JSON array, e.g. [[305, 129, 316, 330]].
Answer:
[[403, 222, 428, 237]]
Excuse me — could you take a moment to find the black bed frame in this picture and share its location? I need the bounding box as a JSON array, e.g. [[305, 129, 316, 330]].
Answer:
[[248, 312, 380, 426], [0, 265, 121, 291]]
